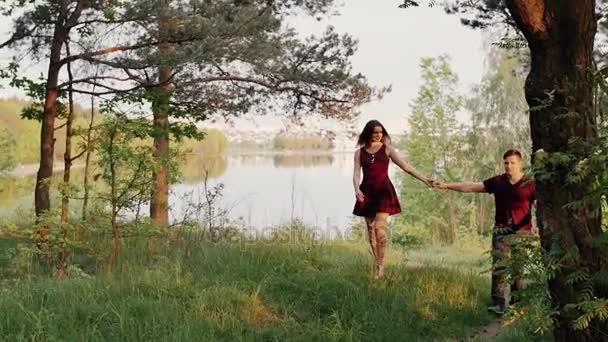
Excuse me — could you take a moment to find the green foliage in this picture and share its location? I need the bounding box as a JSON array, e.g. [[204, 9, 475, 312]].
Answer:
[[97, 115, 161, 216], [0, 128, 16, 173], [398, 42, 531, 245], [398, 54, 467, 244], [0, 98, 98, 165], [179, 129, 228, 156], [0, 98, 42, 164]]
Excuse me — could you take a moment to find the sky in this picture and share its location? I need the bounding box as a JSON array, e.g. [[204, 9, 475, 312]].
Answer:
[[0, 1, 488, 134], [288, 0, 486, 133]]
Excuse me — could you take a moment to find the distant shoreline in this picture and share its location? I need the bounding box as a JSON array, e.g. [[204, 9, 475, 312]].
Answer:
[[6, 162, 85, 178], [6, 149, 354, 178], [225, 148, 354, 155]]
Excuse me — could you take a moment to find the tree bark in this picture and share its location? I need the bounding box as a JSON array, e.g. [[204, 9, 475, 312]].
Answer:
[[149, 62, 171, 226], [82, 66, 99, 221], [82, 89, 95, 221], [505, 0, 608, 340], [149, 6, 174, 228], [61, 43, 75, 224], [36, 27, 67, 218]]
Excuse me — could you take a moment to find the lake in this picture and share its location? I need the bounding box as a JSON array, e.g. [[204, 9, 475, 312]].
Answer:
[[0, 151, 402, 239]]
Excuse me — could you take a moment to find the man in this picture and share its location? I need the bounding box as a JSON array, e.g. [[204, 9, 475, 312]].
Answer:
[[434, 149, 536, 315]]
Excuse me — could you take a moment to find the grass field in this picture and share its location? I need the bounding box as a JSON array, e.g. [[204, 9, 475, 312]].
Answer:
[[0, 228, 552, 341]]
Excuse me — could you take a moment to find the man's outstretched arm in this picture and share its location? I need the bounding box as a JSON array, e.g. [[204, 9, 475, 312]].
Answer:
[[436, 182, 486, 193]]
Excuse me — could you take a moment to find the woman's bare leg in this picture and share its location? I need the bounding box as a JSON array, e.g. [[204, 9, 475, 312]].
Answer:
[[374, 213, 389, 279], [365, 217, 378, 262]]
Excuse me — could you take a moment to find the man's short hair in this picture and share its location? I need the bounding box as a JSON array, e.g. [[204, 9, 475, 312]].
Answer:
[[503, 149, 522, 160]]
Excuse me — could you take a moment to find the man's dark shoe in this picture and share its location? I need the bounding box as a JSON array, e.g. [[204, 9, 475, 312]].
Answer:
[[487, 304, 507, 315]]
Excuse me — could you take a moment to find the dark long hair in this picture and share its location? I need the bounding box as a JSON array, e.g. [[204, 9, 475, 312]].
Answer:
[[356, 120, 391, 147]]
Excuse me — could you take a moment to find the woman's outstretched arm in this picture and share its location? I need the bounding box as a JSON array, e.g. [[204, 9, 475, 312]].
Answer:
[[387, 145, 432, 187]]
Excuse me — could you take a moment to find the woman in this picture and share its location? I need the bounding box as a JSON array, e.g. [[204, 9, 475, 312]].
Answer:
[[352, 120, 433, 279]]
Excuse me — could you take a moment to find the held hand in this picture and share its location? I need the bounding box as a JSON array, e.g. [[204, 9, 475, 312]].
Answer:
[[422, 177, 434, 187], [433, 181, 449, 190], [422, 177, 440, 188], [355, 189, 365, 202]]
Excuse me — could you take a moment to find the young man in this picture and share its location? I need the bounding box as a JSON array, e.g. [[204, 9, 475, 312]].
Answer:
[[434, 149, 536, 315]]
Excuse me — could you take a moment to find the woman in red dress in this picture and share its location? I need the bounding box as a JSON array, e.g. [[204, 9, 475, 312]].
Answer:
[[353, 120, 433, 279]]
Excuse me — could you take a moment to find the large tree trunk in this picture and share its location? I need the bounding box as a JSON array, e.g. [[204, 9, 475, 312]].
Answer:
[[149, 64, 171, 226], [148, 11, 174, 252], [506, 1, 608, 340], [36, 50, 64, 218], [150, 7, 174, 228], [35, 1, 72, 219]]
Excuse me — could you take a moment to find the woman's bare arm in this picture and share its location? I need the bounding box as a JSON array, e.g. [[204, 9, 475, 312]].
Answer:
[[387, 145, 431, 186], [353, 149, 362, 191], [353, 149, 365, 201]]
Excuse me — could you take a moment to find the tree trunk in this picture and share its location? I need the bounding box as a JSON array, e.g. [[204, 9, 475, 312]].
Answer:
[[149, 63, 171, 226], [34, 7, 69, 254], [35, 0, 74, 220], [149, 6, 174, 252], [108, 127, 122, 272], [82, 69, 98, 221], [56, 43, 75, 278], [61, 43, 75, 224], [148, 17, 174, 252], [505, 1, 608, 340], [36, 52, 64, 218]]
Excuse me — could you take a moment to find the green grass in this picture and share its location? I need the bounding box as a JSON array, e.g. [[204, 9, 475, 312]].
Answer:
[[0, 224, 554, 342], [0, 238, 497, 341]]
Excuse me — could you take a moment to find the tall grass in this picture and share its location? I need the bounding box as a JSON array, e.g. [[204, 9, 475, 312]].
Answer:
[[0, 227, 501, 341]]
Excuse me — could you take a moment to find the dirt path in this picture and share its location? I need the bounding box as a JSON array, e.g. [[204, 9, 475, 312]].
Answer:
[[462, 319, 503, 341]]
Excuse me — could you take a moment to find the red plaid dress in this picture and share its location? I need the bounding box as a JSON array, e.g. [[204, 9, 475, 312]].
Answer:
[[352, 144, 401, 217]]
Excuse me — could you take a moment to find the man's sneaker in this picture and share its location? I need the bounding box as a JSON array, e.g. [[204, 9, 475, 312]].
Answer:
[[487, 304, 506, 315]]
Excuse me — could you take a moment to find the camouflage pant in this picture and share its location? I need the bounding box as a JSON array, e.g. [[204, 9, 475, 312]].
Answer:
[[491, 229, 526, 307]]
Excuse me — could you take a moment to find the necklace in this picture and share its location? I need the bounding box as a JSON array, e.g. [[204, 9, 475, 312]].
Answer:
[[366, 145, 380, 164]]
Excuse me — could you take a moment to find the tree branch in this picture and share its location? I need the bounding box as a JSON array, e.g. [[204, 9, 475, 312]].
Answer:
[[81, 56, 154, 70], [192, 75, 349, 103], [0, 24, 40, 49], [71, 84, 147, 96], [70, 148, 87, 162], [58, 75, 135, 88], [59, 37, 206, 66], [504, 0, 550, 42], [59, 42, 159, 65], [66, 0, 86, 28], [69, 17, 147, 29]]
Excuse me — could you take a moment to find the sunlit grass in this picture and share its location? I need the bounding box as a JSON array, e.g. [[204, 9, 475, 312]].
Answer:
[[0, 233, 502, 341]]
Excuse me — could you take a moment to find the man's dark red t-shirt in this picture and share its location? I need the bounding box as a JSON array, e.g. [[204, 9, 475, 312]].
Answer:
[[482, 174, 536, 232]]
